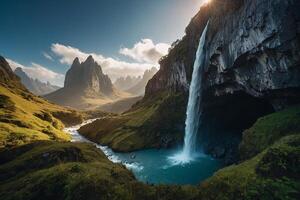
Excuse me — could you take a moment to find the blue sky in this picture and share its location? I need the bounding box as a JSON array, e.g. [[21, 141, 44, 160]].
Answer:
[[0, 0, 205, 86]]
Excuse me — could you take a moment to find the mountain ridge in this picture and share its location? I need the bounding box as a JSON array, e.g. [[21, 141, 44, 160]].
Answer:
[[14, 67, 60, 96], [126, 67, 158, 96], [114, 75, 142, 91]]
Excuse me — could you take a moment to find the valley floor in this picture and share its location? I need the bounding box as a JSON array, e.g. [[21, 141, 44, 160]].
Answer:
[[1, 105, 299, 200]]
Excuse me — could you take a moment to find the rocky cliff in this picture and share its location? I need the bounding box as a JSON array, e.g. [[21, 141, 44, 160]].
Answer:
[[202, 0, 300, 107], [45, 56, 122, 109], [144, 0, 300, 161], [147, 0, 300, 103], [64, 56, 114, 97]]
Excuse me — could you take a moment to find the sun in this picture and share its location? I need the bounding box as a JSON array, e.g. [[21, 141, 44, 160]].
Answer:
[[203, 0, 212, 5]]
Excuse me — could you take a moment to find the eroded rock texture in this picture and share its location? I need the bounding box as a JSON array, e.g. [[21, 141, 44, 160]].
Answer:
[[203, 0, 300, 110], [64, 56, 114, 97], [44, 56, 117, 109]]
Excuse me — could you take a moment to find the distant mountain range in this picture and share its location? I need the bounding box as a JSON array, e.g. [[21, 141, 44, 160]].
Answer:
[[44, 56, 129, 110], [126, 67, 157, 96], [14, 67, 60, 96], [114, 68, 157, 96], [114, 76, 142, 91]]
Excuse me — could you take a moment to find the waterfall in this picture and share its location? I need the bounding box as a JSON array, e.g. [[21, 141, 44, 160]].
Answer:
[[169, 22, 209, 164], [182, 22, 209, 157]]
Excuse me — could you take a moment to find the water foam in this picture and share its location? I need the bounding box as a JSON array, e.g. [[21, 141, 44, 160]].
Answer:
[[64, 120, 144, 172]]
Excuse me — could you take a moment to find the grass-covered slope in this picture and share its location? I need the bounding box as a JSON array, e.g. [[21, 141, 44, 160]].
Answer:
[[79, 92, 187, 152], [239, 105, 300, 160], [0, 84, 84, 148], [0, 141, 135, 200], [0, 56, 83, 149]]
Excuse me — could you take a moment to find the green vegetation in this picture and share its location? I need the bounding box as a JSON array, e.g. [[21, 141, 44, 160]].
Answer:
[[79, 92, 187, 152], [0, 141, 198, 200], [0, 141, 134, 200], [1, 94, 299, 199], [0, 81, 113, 149], [239, 105, 300, 160], [0, 85, 84, 149]]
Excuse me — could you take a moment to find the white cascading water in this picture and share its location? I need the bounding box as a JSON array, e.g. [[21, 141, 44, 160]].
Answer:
[[170, 22, 209, 164]]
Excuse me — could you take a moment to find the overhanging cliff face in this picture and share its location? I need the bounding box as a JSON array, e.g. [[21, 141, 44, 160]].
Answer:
[[202, 0, 300, 110], [144, 0, 300, 162], [199, 0, 300, 162], [147, 0, 300, 106]]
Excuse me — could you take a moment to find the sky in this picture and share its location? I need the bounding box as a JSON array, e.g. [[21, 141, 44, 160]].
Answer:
[[0, 0, 206, 86]]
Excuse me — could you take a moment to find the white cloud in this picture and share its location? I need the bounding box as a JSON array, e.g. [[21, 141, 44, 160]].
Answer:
[[43, 52, 54, 61], [51, 44, 91, 65], [119, 39, 170, 64], [7, 59, 64, 86], [51, 43, 157, 80]]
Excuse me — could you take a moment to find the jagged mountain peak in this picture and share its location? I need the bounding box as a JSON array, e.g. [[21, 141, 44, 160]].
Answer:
[[85, 55, 95, 63], [72, 57, 81, 66], [64, 56, 110, 93], [45, 56, 122, 110]]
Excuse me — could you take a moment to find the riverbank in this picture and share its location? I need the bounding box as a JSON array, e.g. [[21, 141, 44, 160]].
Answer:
[[65, 119, 223, 185]]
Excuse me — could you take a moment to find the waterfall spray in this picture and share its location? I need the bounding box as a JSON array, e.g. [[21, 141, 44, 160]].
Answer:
[[170, 21, 209, 164]]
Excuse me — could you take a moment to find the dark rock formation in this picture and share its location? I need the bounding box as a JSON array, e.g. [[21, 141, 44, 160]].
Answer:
[[14, 67, 60, 95], [202, 0, 300, 109], [144, 0, 300, 162], [45, 56, 117, 109]]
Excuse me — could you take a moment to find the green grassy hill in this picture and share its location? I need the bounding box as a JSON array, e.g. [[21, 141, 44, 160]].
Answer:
[[0, 56, 83, 149], [79, 92, 187, 152], [0, 84, 84, 148]]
